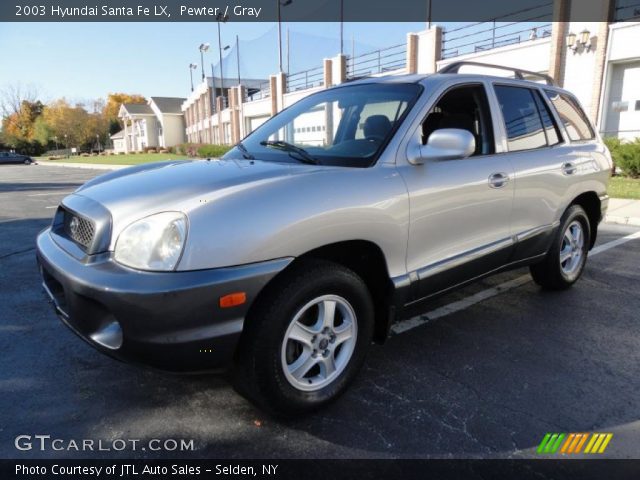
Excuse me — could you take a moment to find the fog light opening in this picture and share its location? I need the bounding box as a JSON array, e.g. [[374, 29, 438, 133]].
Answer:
[[89, 320, 123, 350]]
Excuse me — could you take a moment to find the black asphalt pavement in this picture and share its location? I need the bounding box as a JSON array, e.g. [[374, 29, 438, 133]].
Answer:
[[1, 164, 639, 459]]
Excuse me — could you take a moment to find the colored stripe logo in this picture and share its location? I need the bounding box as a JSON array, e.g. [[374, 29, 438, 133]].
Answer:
[[537, 433, 613, 454]]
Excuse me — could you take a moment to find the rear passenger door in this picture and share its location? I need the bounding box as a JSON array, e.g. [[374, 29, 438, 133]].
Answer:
[[490, 84, 585, 262]]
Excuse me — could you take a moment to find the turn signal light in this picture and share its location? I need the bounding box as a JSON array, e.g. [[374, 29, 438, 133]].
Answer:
[[219, 292, 246, 308]]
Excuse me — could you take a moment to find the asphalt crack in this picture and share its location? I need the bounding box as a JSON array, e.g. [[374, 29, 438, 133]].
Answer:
[[0, 247, 35, 260]]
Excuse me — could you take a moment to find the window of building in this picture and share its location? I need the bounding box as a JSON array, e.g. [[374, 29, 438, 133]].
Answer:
[[494, 85, 547, 152], [544, 90, 595, 141]]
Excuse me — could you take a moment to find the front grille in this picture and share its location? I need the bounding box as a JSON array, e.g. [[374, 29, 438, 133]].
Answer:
[[62, 210, 95, 250]]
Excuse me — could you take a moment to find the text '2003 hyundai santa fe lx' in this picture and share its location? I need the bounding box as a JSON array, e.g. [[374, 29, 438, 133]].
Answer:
[[37, 62, 611, 416]]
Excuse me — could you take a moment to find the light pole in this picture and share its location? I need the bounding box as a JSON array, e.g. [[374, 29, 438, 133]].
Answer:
[[64, 134, 68, 158], [340, 0, 344, 55], [216, 12, 230, 99], [277, 0, 292, 72], [53, 135, 58, 152], [199, 43, 210, 81], [189, 63, 198, 91], [236, 35, 241, 86]]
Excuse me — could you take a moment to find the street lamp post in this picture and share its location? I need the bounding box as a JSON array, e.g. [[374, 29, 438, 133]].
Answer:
[[236, 35, 241, 86], [189, 63, 198, 91], [340, 0, 344, 55], [199, 43, 210, 81], [53, 135, 58, 152], [216, 12, 230, 100], [64, 134, 68, 158], [277, 0, 292, 72], [96, 134, 101, 154]]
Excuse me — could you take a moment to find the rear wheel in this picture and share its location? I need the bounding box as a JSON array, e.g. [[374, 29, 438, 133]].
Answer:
[[232, 259, 374, 416], [23, 158, 32, 165], [530, 204, 590, 290]]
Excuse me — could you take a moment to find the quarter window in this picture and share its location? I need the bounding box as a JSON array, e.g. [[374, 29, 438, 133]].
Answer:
[[494, 85, 547, 152], [544, 90, 595, 141]]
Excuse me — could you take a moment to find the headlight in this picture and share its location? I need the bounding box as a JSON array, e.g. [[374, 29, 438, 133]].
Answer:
[[114, 212, 187, 271]]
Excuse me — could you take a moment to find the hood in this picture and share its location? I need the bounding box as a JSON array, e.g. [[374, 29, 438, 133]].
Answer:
[[70, 158, 320, 238]]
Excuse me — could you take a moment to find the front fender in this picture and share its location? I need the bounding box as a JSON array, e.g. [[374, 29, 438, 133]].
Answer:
[[178, 165, 410, 278]]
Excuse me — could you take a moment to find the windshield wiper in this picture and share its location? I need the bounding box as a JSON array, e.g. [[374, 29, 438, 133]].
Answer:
[[259, 140, 319, 165], [236, 142, 255, 160]]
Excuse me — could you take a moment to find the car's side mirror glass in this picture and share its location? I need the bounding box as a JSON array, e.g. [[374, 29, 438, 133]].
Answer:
[[407, 128, 476, 165]]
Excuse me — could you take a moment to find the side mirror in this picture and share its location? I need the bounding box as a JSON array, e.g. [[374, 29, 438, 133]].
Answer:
[[408, 128, 476, 165]]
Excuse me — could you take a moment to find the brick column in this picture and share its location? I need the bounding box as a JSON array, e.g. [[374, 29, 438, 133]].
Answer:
[[230, 87, 240, 145], [216, 96, 225, 144], [548, 0, 570, 86], [269, 75, 278, 116], [589, 2, 614, 124], [237, 85, 246, 139], [406, 33, 418, 74], [323, 58, 333, 88]]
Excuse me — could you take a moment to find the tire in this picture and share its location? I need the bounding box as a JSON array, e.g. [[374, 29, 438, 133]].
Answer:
[[530, 204, 591, 290], [231, 258, 374, 416], [23, 158, 32, 165]]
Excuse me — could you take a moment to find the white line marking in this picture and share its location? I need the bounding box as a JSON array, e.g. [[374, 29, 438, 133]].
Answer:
[[27, 191, 73, 197], [391, 230, 640, 335], [45, 206, 58, 209]]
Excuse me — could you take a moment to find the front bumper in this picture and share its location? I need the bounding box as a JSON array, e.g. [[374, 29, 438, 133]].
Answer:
[[36, 228, 291, 372]]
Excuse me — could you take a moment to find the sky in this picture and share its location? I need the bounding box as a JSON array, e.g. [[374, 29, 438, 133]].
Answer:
[[0, 21, 426, 103]]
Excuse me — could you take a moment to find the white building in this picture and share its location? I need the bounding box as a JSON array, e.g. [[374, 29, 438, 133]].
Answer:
[[183, 0, 640, 145], [111, 97, 186, 153]]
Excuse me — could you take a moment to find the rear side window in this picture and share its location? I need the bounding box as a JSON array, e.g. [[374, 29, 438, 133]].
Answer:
[[544, 90, 595, 141], [494, 85, 548, 152]]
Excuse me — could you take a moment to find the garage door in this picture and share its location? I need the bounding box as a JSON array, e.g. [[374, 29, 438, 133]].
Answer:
[[604, 61, 640, 140]]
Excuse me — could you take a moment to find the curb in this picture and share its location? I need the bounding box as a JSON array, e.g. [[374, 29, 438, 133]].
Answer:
[[36, 162, 123, 171]]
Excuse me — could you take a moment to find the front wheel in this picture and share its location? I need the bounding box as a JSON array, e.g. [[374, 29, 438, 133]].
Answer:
[[23, 158, 32, 165], [530, 204, 591, 290], [232, 259, 374, 416]]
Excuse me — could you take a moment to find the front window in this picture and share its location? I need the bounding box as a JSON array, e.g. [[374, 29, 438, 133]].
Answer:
[[224, 83, 422, 167]]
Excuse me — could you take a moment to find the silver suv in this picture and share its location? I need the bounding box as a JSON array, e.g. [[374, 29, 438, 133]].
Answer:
[[37, 62, 611, 415]]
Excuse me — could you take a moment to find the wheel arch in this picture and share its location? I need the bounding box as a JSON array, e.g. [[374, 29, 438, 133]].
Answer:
[[247, 240, 395, 345], [569, 191, 601, 249]]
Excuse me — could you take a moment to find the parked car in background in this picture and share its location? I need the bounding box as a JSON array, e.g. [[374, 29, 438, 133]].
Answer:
[[0, 152, 34, 165], [37, 62, 611, 416]]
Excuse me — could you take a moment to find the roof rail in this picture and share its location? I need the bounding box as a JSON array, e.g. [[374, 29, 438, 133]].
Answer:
[[438, 61, 556, 86]]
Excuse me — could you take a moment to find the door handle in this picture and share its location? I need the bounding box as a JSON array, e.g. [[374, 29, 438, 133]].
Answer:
[[488, 172, 510, 188], [562, 162, 577, 175]]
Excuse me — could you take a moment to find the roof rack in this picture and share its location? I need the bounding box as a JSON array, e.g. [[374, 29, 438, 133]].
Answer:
[[438, 61, 556, 86]]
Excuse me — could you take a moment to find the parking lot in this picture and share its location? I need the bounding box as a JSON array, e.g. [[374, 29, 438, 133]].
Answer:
[[1, 164, 639, 459]]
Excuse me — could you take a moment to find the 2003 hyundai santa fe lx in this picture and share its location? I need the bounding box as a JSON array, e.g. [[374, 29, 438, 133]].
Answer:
[[37, 62, 611, 415]]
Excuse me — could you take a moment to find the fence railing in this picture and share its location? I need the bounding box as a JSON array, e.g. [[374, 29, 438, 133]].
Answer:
[[246, 80, 271, 102], [346, 43, 407, 79], [286, 65, 324, 92], [441, 2, 553, 60], [614, 0, 640, 21]]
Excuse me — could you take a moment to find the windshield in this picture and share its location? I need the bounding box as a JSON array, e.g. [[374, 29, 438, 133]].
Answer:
[[223, 83, 422, 167]]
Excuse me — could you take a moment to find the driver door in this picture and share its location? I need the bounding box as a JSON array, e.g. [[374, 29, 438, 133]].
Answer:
[[399, 82, 515, 301]]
